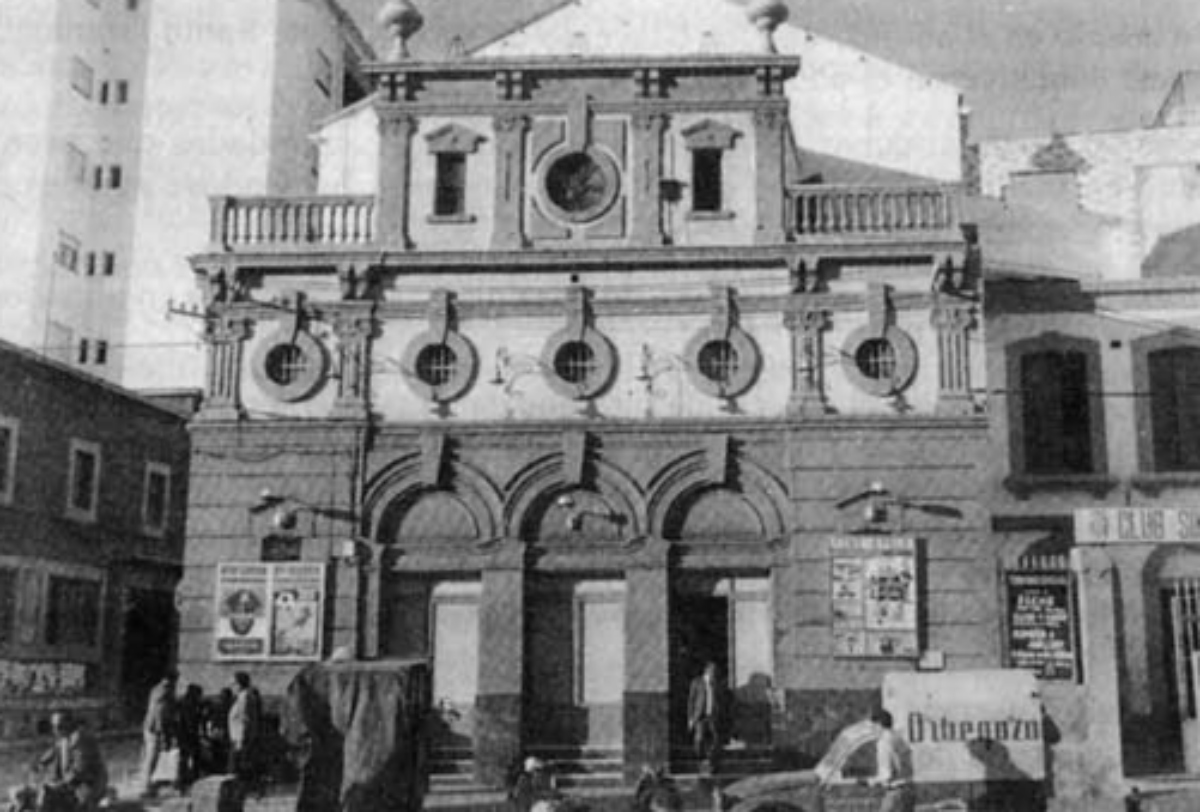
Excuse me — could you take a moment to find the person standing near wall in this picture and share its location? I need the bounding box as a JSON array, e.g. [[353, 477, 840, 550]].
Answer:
[[34, 711, 109, 812], [869, 709, 915, 812], [228, 672, 263, 791], [139, 671, 178, 798], [176, 684, 205, 790], [687, 662, 728, 774]]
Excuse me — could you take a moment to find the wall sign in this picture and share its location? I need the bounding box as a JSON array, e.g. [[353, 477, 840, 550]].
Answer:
[[830, 536, 919, 658], [1005, 570, 1078, 681], [214, 562, 325, 661], [1075, 507, 1200, 544]]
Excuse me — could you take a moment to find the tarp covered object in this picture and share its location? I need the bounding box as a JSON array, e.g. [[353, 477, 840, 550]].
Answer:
[[284, 659, 430, 812]]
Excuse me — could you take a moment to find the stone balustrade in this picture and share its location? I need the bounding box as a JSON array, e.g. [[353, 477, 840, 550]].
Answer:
[[791, 184, 961, 237], [210, 195, 376, 249]]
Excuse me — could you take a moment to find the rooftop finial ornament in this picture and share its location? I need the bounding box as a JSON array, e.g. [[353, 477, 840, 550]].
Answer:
[[379, 0, 424, 61], [746, 0, 789, 53]]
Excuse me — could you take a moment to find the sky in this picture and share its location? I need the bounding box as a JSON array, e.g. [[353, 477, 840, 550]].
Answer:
[[350, 0, 1200, 140]]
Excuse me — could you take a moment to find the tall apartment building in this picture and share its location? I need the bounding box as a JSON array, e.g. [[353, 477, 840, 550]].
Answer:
[[0, 0, 373, 389]]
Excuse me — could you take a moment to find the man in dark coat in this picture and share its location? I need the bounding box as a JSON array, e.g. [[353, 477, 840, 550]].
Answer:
[[686, 662, 729, 773], [34, 711, 109, 812]]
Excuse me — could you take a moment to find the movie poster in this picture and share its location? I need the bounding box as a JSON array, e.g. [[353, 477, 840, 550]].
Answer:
[[830, 536, 919, 658], [214, 562, 326, 661], [269, 563, 324, 659], [214, 563, 270, 659]]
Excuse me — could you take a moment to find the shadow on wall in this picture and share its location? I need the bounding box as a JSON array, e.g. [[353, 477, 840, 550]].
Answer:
[[967, 738, 1047, 811]]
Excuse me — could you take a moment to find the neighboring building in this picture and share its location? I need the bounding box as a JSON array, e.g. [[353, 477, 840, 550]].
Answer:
[[979, 76, 1200, 790], [0, 0, 372, 389], [0, 340, 194, 739], [178, 1, 996, 794]]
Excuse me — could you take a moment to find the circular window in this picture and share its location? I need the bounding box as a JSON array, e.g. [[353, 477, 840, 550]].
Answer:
[[540, 148, 620, 224], [265, 343, 310, 386], [698, 340, 740, 385], [251, 329, 329, 403], [401, 331, 478, 404], [855, 339, 897, 381], [416, 343, 457, 387], [684, 327, 760, 399], [541, 328, 617, 400], [554, 341, 596, 384], [841, 325, 918, 397]]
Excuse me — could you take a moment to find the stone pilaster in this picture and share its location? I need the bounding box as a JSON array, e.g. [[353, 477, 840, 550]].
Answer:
[[491, 114, 529, 250], [475, 540, 526, 786], [784, 301, 830, 417], [753, 107, 787, 245], [623, 537, 672, 779], [377, 112, 417, 249], [630, 110, 668, 246], [932, 300, 976, 415], [197, 315, 250, 421], [331, 311, 374, 419], [1065, 547, 1127, 811]]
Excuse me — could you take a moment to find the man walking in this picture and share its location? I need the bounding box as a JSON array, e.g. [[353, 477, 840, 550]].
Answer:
[[686, 662, 727, 773], [139, 670, 178, 798], [869, 709, 914, 812], [228, 672, 263, 789]]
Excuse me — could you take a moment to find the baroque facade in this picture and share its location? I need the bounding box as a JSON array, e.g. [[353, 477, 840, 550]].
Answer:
[[178, 7, 993, 789]]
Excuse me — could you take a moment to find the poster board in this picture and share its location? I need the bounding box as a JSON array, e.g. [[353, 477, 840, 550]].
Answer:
[[830, 535, 919, 658], [214, 562, 325, 661], [1005, 570, 1078, 681]]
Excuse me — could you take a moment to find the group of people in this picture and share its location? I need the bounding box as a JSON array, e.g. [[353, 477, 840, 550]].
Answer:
[[5, 671, 269, 812], [139, 670, 264, 798]]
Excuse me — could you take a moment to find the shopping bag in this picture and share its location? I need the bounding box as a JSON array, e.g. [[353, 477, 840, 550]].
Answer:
[[151, 747, 181, 785]]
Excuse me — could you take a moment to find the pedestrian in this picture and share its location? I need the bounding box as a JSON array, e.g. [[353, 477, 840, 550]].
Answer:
[[202, 688, 234, 775], [508, 756, 557, 812], [868, 709, 914, 812], [228, 672, 263, 791], [686, 661, 728, 774], [176, 684, 205, 790], [139, 670, 179, 798], [25, 711, 109, 812]]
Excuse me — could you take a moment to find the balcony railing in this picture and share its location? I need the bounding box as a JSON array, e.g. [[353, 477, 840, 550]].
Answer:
[[791, 184, 960, 238], [210, 195, 376, 249]]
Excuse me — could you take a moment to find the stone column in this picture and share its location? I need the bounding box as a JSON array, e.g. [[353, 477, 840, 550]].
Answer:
[[784, 302, 829, 417], [623, 537, 672, 780], [197, 315, 249, 421], [754, 107, 787, 245], [1067, 546, 1127, 811], [630, 110, 667, 246], [491, 114, 529, 250], [475, 540, 526, 786], [377, 112, 416, 249], [329, 554, 364, 657], [932, 301, 976, 415], [332, 312, 374, 419]]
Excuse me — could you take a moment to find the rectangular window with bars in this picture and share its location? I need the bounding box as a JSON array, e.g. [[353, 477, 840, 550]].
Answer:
[[143, 463, 170, 536], [46, 576, 101, 647], [1167, 580, 1200, 721], [0, 416, 17, 505], [67, 440, 100, 522], [0, 568, 15, 647], [433, 153, 467, 217]]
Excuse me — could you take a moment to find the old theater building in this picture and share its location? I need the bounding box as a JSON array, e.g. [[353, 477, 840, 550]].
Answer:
[[177, 6, 993, 787]]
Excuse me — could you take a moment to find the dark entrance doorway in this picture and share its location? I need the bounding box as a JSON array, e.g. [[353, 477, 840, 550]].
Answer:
[[121, 588, 175, 720], [670, 593, 730, 755]]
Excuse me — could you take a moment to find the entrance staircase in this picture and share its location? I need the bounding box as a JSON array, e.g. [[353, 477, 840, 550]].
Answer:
[[428, 746, 778, 796]]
